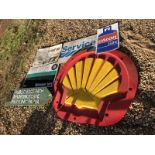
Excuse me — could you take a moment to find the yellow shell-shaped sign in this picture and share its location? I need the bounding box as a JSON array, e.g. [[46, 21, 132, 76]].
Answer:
[[62, 58, 120, 110]]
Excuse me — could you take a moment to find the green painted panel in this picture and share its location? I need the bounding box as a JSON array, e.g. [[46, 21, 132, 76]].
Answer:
[[7, 87, 52, 106], [26, 71, 57, 78]]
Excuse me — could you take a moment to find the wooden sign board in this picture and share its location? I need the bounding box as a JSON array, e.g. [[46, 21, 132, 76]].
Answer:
[[7, 87, 52, 106]]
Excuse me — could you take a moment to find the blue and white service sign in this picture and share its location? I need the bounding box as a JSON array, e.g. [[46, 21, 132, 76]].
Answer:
[[96, 23, 119, 53], [58, 35, 96, 64]]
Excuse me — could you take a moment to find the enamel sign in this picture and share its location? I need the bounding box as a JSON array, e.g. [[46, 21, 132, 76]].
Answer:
[[23, 44, 62, 88], [97, 23, 119, 53], [58, 35, 96, 64], [23, 63, 59, 88], [33, 44, 62, 66]]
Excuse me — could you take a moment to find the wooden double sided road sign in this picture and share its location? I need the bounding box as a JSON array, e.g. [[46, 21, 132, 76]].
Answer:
[[7, 87, 52, 106]]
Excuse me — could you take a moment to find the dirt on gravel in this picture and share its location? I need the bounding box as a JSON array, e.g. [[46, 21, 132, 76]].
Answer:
[[0, 20, 12, 37], [0, 19, 155, 135]]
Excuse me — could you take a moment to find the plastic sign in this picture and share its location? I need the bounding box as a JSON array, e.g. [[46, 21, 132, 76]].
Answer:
[[58, 35, 96, 64], [97, 23, 119, 53], [53, 49, 138, 126], [7, 87, 52, 106]]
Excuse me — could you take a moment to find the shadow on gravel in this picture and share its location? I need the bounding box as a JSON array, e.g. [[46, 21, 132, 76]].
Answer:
[[21, 109, 52, 135], [20, 106, 70, 135], [21, 102, 55, 135], [137, 89, 155, 108], [20, 89, 155, 135]]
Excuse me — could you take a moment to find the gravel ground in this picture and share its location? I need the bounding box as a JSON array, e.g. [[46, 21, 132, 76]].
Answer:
[[0, 19, 155, 135]]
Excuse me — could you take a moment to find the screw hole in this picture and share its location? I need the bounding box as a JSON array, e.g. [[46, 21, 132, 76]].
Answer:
[[129, 88, 132, 91], [74, 117, 76, 120], [120, 57, 123, 60], [105, 113, 109, 117]]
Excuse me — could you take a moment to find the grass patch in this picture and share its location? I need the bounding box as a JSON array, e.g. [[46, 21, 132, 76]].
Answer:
[[0, 20, 45, 104], [0, 20, 39, 59]]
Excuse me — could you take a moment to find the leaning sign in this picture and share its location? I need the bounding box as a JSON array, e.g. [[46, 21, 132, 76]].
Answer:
[[96, 23, 119, 53], [58, 35, 96, 64], [7, 87, 52, 106], [33, 44, 62, 66], [23, 44, 62, 88], [23, 63, 59, 88]]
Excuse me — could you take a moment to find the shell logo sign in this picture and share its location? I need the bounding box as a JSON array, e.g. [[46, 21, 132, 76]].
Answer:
[[52, 49, 138, 126]]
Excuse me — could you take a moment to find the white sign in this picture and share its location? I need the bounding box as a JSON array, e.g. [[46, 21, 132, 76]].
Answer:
[[23, 44, 62, 88], [26, 63, 58, 78], [58, 35, 96, 64], [33, 44, 62, 67]]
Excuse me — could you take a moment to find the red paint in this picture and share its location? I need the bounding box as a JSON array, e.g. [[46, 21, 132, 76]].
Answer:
[[98, 32, 118, 44]]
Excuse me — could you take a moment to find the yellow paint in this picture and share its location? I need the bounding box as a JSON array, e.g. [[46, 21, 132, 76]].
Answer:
[[89, 61, 114, 92], [65, 95, 76, 105], [62, 75, 72, 90], [65, 89, 101, 110], [81, 58, 94, 88], [95, 80, 119, 98], [68, 67, 77, 90], [86, 58, 104, 90], [92, 68, 119, 95], [62, 57, 120, 110], [75, 61, 83, 89], [75, 96, 100, 110]]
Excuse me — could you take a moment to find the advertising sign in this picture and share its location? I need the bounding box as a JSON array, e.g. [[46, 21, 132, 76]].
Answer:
[[97, 23, 119, 53], [58, 35, 96, 64], [26, 63, 58, 79], [33, 44, 62, 66], [23, 44, 62, 88], [23, 63, 59, 88]]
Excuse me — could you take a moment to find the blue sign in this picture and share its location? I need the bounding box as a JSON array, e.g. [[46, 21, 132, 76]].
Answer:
[[97, 23, 119, 53], [58, 35, 96, 64]]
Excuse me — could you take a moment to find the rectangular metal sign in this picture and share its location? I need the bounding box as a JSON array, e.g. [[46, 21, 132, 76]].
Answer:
[[23, 63, 59, 88], [26, 63, 59, 79], [58, 35, 96, 64], [7, 87, 52, 106], [23, 44, 62, 88], [96, 23, 119, 53], [33, 44, 62, 66]]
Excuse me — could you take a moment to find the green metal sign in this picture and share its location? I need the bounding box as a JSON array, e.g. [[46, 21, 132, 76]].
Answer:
[[7, 87, 52, 106]]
